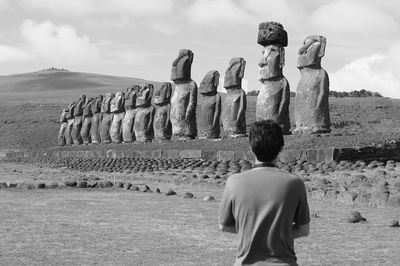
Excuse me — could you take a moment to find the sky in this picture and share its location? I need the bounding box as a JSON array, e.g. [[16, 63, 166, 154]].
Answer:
[[0, 0, 400, 98]]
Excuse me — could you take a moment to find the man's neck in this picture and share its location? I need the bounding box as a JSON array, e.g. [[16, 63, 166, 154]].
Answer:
[[254, 158, 277, 167]]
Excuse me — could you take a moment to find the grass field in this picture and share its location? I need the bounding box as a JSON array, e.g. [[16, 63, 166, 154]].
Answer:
[[1, 163, 400, 265]]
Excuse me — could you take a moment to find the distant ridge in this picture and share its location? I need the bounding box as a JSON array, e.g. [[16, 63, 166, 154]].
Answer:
[[0, 69, 162, 103]]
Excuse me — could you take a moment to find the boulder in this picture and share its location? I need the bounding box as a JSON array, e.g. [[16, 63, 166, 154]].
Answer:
[[346, 211, 366, 223]]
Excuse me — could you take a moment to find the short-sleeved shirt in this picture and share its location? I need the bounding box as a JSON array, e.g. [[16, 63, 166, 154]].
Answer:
[[219, 164, 310, 266]]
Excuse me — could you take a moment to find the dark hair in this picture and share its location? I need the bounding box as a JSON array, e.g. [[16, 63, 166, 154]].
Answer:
[[249, 120, 284, 162]]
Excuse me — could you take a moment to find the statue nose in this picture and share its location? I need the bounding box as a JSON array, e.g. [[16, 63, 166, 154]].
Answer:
[[259, 57, 268, 67]]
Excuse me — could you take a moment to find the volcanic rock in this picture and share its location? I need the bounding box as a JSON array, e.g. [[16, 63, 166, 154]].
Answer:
[[203, 195, 216, 202], [347, 211, 366, 223], [64, 181, 77, 187], [165, 188, 176, 196]]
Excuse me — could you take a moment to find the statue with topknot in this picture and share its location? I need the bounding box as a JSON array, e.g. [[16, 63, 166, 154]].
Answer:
[[256, 21, 291, 134]]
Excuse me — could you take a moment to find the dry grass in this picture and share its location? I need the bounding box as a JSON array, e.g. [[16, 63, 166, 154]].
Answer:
[[1, 163, 400, 265]]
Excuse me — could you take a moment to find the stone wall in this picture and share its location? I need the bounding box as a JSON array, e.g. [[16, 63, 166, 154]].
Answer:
[[4, 144, 400, 164]]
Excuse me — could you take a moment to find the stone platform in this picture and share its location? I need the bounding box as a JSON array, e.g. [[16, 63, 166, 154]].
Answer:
[[3, 142, 400, 164]]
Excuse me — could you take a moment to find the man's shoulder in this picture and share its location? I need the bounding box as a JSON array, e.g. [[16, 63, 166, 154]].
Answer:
[[227, 168, 303, 186]]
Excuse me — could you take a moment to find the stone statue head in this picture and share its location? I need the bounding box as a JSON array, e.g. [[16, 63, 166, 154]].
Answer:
[[136, 84, 154, 107], [224, 57, 246, 89], [154, 82, 172, 105], [258, 44, 285, 81], [199, 70, 220, 94], [97, 94, 103, 103], [110, 91, 125, 113], [80, 94, 87, 104], [297, 35, 326, 69], [257, 21, 288, 47], [171, 49, 194, 82], [101, 93, 115, 113], [124, 85, 138, 109]]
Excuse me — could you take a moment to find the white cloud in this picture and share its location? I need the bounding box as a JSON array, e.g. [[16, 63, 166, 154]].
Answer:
[[151, 20, 178, 35], [330, 53, 400, 99], [20, 20, 99, 65], [0, 44, 32, 63], [187, 0, 252, 26], [0, 0, 9, 10], [19, 0, 173, 17], [98, 41, 150, 65], [308, 1, 398, 42]]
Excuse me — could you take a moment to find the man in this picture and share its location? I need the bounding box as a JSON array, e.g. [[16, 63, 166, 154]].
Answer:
[[219, 120, 310, 266]]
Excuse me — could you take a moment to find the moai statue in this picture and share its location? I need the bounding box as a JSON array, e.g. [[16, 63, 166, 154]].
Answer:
[[65, 102, 75, 145], [153, 82, 172, 142], [90, 95, 103, 144], [110, 91, 125, 143], [170, 49, 198, 139], [198, 70, 222, 139], [57, 104, 72, 146], [71, 95, 86, 145], [122, 86, 138, 143], [81, 97, 94, 145], [222, 57, 247, 137], [294, 35, 330, 134], [133, 84, 155, 142], [99, 93, 115, 144], [256, 22, 290, 134]]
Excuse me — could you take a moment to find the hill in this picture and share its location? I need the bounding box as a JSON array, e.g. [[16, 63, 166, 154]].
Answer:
[[0, 69, 161, 103]]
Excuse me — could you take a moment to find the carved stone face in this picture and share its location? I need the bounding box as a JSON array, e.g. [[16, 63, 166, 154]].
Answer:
[[171, 49, 194, 82], [224, 57, 246, 89], [259, 45, 284, 81], [199, 70, 219, 94], [101, 93, 114, 113], [125, 86, 138, 109], [110, 91, 124, 113], [298, 35, 326, 69], [154, 82, 172, 105], [136, 84, 154, 107]]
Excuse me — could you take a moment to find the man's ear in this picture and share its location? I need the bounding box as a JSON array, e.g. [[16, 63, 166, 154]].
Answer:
[[318, 37, 326, 58]]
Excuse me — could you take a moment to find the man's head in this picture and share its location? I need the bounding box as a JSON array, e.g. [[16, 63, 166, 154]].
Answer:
[[249, 120, 284, 162]]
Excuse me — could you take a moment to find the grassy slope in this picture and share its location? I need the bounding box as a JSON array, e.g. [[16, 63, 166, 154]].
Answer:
[[0, 70, 161, 103]]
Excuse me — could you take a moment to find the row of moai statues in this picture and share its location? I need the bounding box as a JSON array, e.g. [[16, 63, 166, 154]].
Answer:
[[57, 50, 247, 145], [58, 21, 330, 145]]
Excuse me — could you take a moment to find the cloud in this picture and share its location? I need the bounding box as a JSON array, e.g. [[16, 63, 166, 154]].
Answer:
[[151, 20, 178, 35], [0, 0, 9, 10], [18, 0, 173, 17], [0, 44, 32, 63], [20, 20, 99, 65], [308, 1, 398, 43], [330, 52, 400, 99], [186, 0, 252, 26]]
